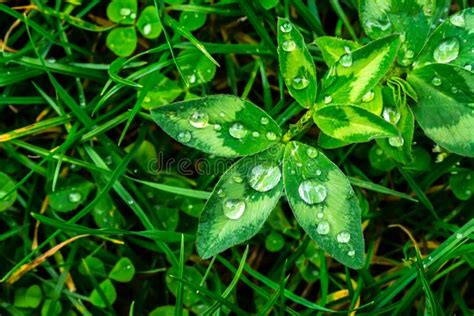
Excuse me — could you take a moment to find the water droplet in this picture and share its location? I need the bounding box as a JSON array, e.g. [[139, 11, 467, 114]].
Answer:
[[405, 49, 414, 59], [466, 189, 472, 196], [282, 40, 296, 52], [188, 73, 197, 84], [362, 90, 375, 103], [382, 107, 401, 124], [68, 192, 81, 203], [127, 200, 134, 205], [280, 22, 293, 33], [433, 38, 460, 63], [466, 174, 471, 180], [317, 212, 324, 219], [217, 189, 225, 197], [177, 131, 192, 143], [456, 233, 463, 239], [266, 132, 277, 141], [432, 76, 442, 86], [400, 32, 406, 42], [144, 96, 151, 103], [298, 179, 328, 204], [324, 95, 333, 104], [317, 221, 330, 235], [389, 136, 404, 147], [315, 169, 322, 176], [260, 117, 269, 125], [336, 231, 351, 243], [130, 13, 136, 19], [348, 250, 355, 257], [223, 198, 246, 219], [233, 175, 243, 183], [365, 15, 392, 32], [306, 147, 318, 159], [143, 23, 152, 35], [464, 64, 472, 71], [248, 163, 282, 192], [229, 122, 248, 139], [252, 131, 260, 137], [214, 124, 222, 131], [292, 75, 309, 90], [166, 111, 176, 118], [340, 53, 353, 67], [451, 86, 458, 94], [449, 12, 465, 27], [120, 8, 131, 16], [219, 112, 225, 117]]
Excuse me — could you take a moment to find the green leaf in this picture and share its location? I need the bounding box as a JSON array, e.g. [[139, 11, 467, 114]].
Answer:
[[47, 175, 94, 212], [177, 49, 217, 86], [138, 73, 182, 110], [78, 256, 107, 278], [109, 257, 135, 282], [260, 0, 279, 10], [315, 36, 361, 67], [14, 285, 43, 308], [92, 194, 125, 228], [106, 27, 137, 57], [407, 63, 474, 157], [150, 95, 282, 157], [150, 305, 190, 316], [359, 0, 431, 66], [313, 104, 399, 143], [125, 139, 157, 167], [41, 299, 62, 316], [316, 34, 400, 106], [282, 142, 365, 269], [0, 172, 17, 212], [106, 0, 137, 25], [415, 8, 474, 70], [179, 11, 207, 31], [265, 231, 285, 252], [277, 18, 317, 108], [137, 6, 162, 39], [166, 266, 203, 306], [90, 279, 117, 308], [369, 144, 396, 171], [449, 170, 474, 200], [196, 145, 284, 258]]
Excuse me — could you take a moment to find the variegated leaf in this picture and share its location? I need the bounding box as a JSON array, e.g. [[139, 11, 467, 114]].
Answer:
[[316, 35, 400, 107], [196, 145, 284, 258], [150, 95, 282, 157], [315, 36, 360, 67], [277, 18, 317, 108], [314, 104, 399, 143], [283, 142, 365, 269], [407, 63, 474, 157]]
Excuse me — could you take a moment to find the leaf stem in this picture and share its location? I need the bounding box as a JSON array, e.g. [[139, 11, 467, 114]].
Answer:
[[281, 109, 314, 143]]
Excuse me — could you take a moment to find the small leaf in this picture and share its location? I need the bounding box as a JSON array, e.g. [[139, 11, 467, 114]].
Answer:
[[47, 175, 94, 213], [277, 17, 317, 108], [41, 299, 62, 316], [415, 8, 474, 70], [407, 63, 474, 157], [0, 172, 17, 212], [265, 231, 285, 252], [106, 27, 137, 57], [369, 144, 396, 171], [313, 104, 399, 143], [196, 145, 284, 258], [109, 257, 135, 282], [92, 194, 125, 229], [106, 0, 138, 25], [137, 6, 162, 39], [316, 34, 400, 106], [260, 0, 279, 10], [315, 36, 361, 67], [78, 257, 107, 278], [90, 279, 117, 308], [179, 11, 207, 31], [177, 49, 216, 86], [150, 305, 190, 316], [449, 171, 474, 200], [359, 0, 431, 66], [166, 266, 204, 306], [125, 139, 157, 167], [14, 285, 43, 308], [150, 95, 282, 157], [283, 141, 365, 269], [138, 73, 182, 110]]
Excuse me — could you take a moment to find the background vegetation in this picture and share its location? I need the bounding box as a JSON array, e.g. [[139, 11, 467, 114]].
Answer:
[[0, 0, 473, 315]]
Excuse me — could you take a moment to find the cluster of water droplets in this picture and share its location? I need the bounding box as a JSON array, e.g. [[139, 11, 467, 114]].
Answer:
[[340, 46, 353, 68], [382, 106, 404, 147], [364, 13, 392, 33], [119, 7, 136, 20]]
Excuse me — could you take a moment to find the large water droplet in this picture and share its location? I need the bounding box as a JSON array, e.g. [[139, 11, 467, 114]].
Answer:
[[317, 221, 330, 235], [362, 90, 375, 103], [188, 111, 209, 128], [433, 38, 460, 63], [280, 22, 293, 33], [432, 77, 442, 86], [248, 163, 282, 192], [68, 192, 82, 203], [336, 231, 351, 243], [282, 40, 296, 52], [298, 179, 328, 204], [188, 73, 197, 84], [389, 136, 404, 147], [266, 132, 277, 141], [449, 12, 465, 27], [143, 23, 152, 35], [229, 122, 248, 139], [306, 147, 318, 159], [292, 76, 309, 90], [223, 198, 246, 219], [340, 53, 353, 67], [177, 131, 192, 143], [120, 8, 131, 16], [382, 107, 401, 124]]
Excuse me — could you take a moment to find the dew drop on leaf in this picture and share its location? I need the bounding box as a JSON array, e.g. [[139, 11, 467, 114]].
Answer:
[[260, 117, 269, 125], [120, 8, 131, 16], [214, 124, 222, 131], [298, 179, 328, 204], [324, 95, 333, 104], [130, 13, 136, 19], [433, 38, 460, 63], [252, 131, 260, 137], [229, 122, 248, 139], [188, 111, 209, 128], [143, 24, 152, 36], [449, 12, 465, 27], [223, 198, 246, 220], [282, 40, 296, 52], [217, 189, 225, 197], [464, 64, 472, 71], [306, 147, 318, 159], [382, 107, 401, 124], [317, 221, 330, 235], [68, 192, 82, 203], [340, 53, 353, 67], [456, 233, 463, 239], [233, 175, 243, 183], [266, 132, 277, 141], [177, 131, 192, 143], [365, 15, 392, 32], [431, 76, 442, 86], [389, 136, 404, 147], [292, 76, 309, 90], [362, 90, 375, 103], [248, 163, 282, 192], [317, 212, 324, 219], [280, 22, 293, 33], [336, 231, 351, 243], [348, 250, 356, 257], [451, 86, 458, 94], [188, 73, 197, 84]]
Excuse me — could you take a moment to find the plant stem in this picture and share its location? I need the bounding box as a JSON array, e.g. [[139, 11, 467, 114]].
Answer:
[[281, 109, 314, 143]]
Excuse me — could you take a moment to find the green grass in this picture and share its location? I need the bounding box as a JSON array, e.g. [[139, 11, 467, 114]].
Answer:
[[0, 0, 473, 315]]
